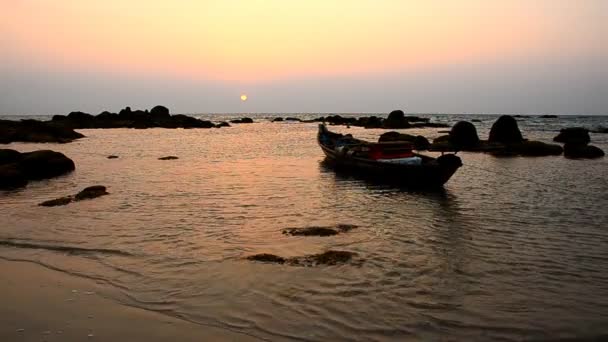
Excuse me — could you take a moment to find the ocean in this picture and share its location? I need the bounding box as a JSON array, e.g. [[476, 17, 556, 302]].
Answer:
[[1, 113, 608, 341]]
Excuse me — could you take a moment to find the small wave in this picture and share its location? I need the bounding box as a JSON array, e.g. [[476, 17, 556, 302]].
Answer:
[[0, 239, 133, 257]]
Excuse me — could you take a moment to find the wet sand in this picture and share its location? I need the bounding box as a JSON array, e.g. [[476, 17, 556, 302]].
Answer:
[[0, 259, 257, 342]]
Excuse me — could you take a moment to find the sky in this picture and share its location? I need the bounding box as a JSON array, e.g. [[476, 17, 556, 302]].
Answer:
[[1, 0, 606, 115]]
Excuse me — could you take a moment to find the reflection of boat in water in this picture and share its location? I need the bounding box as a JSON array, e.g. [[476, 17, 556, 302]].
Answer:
[[317, 124, 462, 188]]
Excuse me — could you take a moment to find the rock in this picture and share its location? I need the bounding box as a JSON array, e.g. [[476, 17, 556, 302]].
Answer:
[[158, 156, 178, 160], [272, 117, 284, 122], [359, 116, 383, 128], [0, 119, 84, 144], [290, 250, 357, 266], [553, 127, 591, 145], [591, 126, 608, 134], [449, 121, 480, 148], [378, 132, 430, 150], [230, 117, 254, 124], [0, 149, 22, 165], [216, 122, 231, 128], [489, 115, 524, 144], [246, 254, 286, 264], [107, 155, 119, 159], [0, 164, 28, 189], [283, 227, 339, 236], [510, 141, 563, 156], [540, 115, 558, 118], [66, 111, 95, 128], [39, 196, 73, 207], [17, 150, 75, 180], [285, 117, 302, 122], [149, 105, 170, 121], [564, 144, 605, 159], [384, 110, 411, 129], [471, 119, 482, 122], [74, 185, 109, 200]]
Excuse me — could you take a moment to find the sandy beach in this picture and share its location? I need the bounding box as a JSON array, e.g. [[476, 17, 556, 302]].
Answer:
[[0, 259, 258, 342]]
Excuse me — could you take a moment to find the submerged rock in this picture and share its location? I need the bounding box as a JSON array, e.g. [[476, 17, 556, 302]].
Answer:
[[246, 254, 286, 264], [509, 141, 563, 157], [39, 185, 109, 206], [290, 250, 357, 267], [39, 196, 73, 207], [489, 115, 524, 144], [74, 185, 109, 200], [553, 128, 591, 145], [540, 115, 558, 118], [230, 117, 254, 124], [107, 155, 119, 159], [564, 144, 605, 159], [282, 224, 358, 237], [272, 117, 284, 122], [18, 150, 75, 180], [158, 156, 179, 160], [216, 122, 231, 128]]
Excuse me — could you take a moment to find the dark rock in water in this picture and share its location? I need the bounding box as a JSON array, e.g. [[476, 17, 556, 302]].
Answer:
[[66, 111, 95, 127], [0, 119, 84, 144], [378, 132, 430, 150], [540, 115, 558, 118], [359, 116, 383, 128], [450, 121, 480, 148], [39, 196, 73, 207], [553, 128, 591, 145], [471, 119, 482, 122], [74, 185, 109, 201], [510, 141, 563, 157], [230, 117, 254, 124], [107, 155, 119, 159], [384, 110, 411, 129], [513, 115, 530, 118], [158, 156, 179, 160], [283, 227, 339, 236], [564, 144, 605, 159], [285, 117, 302, 122], [282, 224, 358, 237], [216, 122, 231, 128], [18, 150, 75, 180], [149, 105, 170, 121], [0, 164, 28, 189], [272, 117, 284, 122], [246, 254, 286, 264], [0, 149, 22, 165], [290, 250, 357, 266], [489, 115, 524, 144], [591, 126, 608, 134]]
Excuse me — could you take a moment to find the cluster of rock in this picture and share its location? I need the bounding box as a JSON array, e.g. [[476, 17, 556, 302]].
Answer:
[[424, 115, 605, 158], [0, 149, 75, 189], [39, 185, 109, 207], [272, 117, 302, 122], [554, 128, 605, 159], [51, 106, 232, 129], [0, 119, 84, 144], [310, 110, 449, 129], [247, 224, 359, 266], [229, 117, 254, 124]]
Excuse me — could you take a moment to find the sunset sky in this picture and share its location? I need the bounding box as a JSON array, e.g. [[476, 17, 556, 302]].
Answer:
[[1, 0, 606, 114]]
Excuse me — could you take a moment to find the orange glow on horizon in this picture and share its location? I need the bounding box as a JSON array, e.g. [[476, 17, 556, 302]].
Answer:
[[2, 0, 601, 82]]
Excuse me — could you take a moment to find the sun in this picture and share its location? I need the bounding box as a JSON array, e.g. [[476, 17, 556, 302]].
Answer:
[[240, 94, 248, 102]]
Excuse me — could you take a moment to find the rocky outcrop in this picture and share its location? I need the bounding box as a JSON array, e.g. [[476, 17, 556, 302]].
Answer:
[[216, 122, 231, 128], [158, 156, 179, 160], [553, 128, 591, 145], [309, 111, 448, 129], [564, 144, 605, 159], [0, 149, 75, 189], [489, 115, 524, 144], [51, 106, 217, 129], [0, 119, 84, 144], [39, 185, 109, 207], [378, 132, 430, 150], [272, 117, 284, 122]]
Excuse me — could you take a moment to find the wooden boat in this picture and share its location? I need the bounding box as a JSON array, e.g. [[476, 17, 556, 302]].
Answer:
[[318, 124, 462, 187]]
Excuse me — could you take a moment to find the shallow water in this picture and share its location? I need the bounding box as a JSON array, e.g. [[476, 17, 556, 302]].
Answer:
[[1, 114, 608, 341]]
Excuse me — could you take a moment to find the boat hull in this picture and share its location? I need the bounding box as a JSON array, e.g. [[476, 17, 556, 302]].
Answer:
[[317, 126, 461, 188]]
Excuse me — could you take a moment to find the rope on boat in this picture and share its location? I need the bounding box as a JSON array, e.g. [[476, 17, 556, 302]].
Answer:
[[461, 161, 592, 197]]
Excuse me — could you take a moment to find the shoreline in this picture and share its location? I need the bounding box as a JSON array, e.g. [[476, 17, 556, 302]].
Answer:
[[0, 258, 259, 342]]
